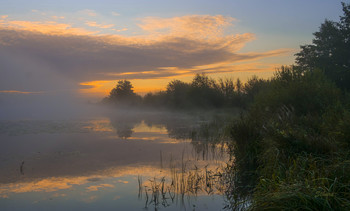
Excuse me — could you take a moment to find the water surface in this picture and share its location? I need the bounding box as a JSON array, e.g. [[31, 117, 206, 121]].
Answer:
[[0, 110, 230, 210]]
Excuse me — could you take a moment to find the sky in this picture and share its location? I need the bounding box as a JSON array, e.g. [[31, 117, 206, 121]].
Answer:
[[0, 0, 348, 103]]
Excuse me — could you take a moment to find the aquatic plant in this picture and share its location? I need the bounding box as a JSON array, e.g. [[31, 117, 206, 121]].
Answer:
[[138, 155, 228, 210]]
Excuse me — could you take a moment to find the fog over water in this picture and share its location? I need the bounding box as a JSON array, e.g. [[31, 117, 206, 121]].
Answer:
[[0, 50, 231, 210], [0, 95, 94, 120], [0, 47, 90, 120], [0, 31, 232, 210], [0, 99, 230, 211]]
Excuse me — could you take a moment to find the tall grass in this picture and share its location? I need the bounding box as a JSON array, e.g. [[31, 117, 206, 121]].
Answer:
[[228, 67, 350, 210], [138, 155, 229, 210]]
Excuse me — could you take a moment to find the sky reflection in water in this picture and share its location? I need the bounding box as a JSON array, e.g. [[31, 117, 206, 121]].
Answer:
[[0, 112, 229, 210]]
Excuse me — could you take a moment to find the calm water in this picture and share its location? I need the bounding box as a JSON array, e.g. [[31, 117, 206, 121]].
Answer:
[[0, 111, 230, 210]]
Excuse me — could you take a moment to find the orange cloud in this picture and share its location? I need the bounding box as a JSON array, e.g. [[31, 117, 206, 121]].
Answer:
[[139, 15, 235, 38], [79, 79, 168, 97], [81, 9, 97, 17], [2, 20, 98, 35], [0, 14, 293, 99], [0, 90, 44, 94], [77, 60, 287, 98], [51, 16, 65, 20], [111, 28, 128, 32], [85, 21, 114, 29], [79, 81, 115, 97]]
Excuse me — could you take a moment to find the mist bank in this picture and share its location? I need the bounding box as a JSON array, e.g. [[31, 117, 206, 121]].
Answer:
[[0, 47, 95, 120], [0, 92, 105, 120]]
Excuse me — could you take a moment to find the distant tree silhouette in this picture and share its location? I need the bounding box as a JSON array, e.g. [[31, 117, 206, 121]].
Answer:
[[235, 78, 243, 95], [107, 80, 141, 106], [243, 75, 269, 105], [166, 80, 191, 108], [191, 73, 216, 89], [218, 78, 235, 100], [143, 91, 167, 108], [295, 2, 350, 90], [103, 73, 272, 109], [189, 73, 224, 108]]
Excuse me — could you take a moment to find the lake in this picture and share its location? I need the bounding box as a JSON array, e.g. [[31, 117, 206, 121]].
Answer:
[[0, 110, 232, 210]]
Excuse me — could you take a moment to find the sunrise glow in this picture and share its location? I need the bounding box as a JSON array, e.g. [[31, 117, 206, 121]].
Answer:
[[0, 1, 345, 101]]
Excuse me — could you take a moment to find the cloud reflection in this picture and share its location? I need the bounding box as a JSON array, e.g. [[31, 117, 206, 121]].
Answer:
[[86, 184, 115, 192], [0, 162, 225, 199]]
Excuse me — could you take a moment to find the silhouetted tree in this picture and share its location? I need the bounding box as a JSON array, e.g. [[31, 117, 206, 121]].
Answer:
[[218, 78, 235, 99], [189, 73, 224, 108], [107, 80, 141, 106], [243, 75, 269, 105], [166, 80, 191, 108], [295, 2, 350, 90], [191, 73, 216, 89], [235, 78, 243, 94], [143, 91, 167, 108], [104, 74, 257, 109]]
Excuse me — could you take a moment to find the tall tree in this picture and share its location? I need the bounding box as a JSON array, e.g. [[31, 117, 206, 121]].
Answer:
[[189, 73, 224, 107], [108, 80, 140, 105], [166, 80, 190, 108], [295, 3, 350, 90]]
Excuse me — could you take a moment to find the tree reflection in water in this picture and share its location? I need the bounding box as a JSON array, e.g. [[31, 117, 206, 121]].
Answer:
[[107, 110, 234, 210]]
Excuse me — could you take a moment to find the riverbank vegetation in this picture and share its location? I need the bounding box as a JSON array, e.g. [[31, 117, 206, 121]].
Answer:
[[102, 3, 350, 210], [228, 66, 350, 210], [228, 3, 350, 210]]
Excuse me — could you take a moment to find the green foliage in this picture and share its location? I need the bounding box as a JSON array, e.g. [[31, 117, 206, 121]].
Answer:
[[252, 66, 341, 116], [253, 159, 350, 210], [228, 66, 350, 210], [227, 4, 350, 207], [295, 3, 350, 90]]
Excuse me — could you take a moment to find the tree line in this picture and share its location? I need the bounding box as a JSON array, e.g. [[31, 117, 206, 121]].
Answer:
[[102, 3, 350, 112], [102, 74, 268, 109]]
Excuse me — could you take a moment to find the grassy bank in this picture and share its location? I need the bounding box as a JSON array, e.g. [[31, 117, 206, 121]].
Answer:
[[228, 66, 350, 210]]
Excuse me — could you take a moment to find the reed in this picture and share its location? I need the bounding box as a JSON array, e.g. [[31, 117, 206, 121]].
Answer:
[[138, 157, 228, 210]]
